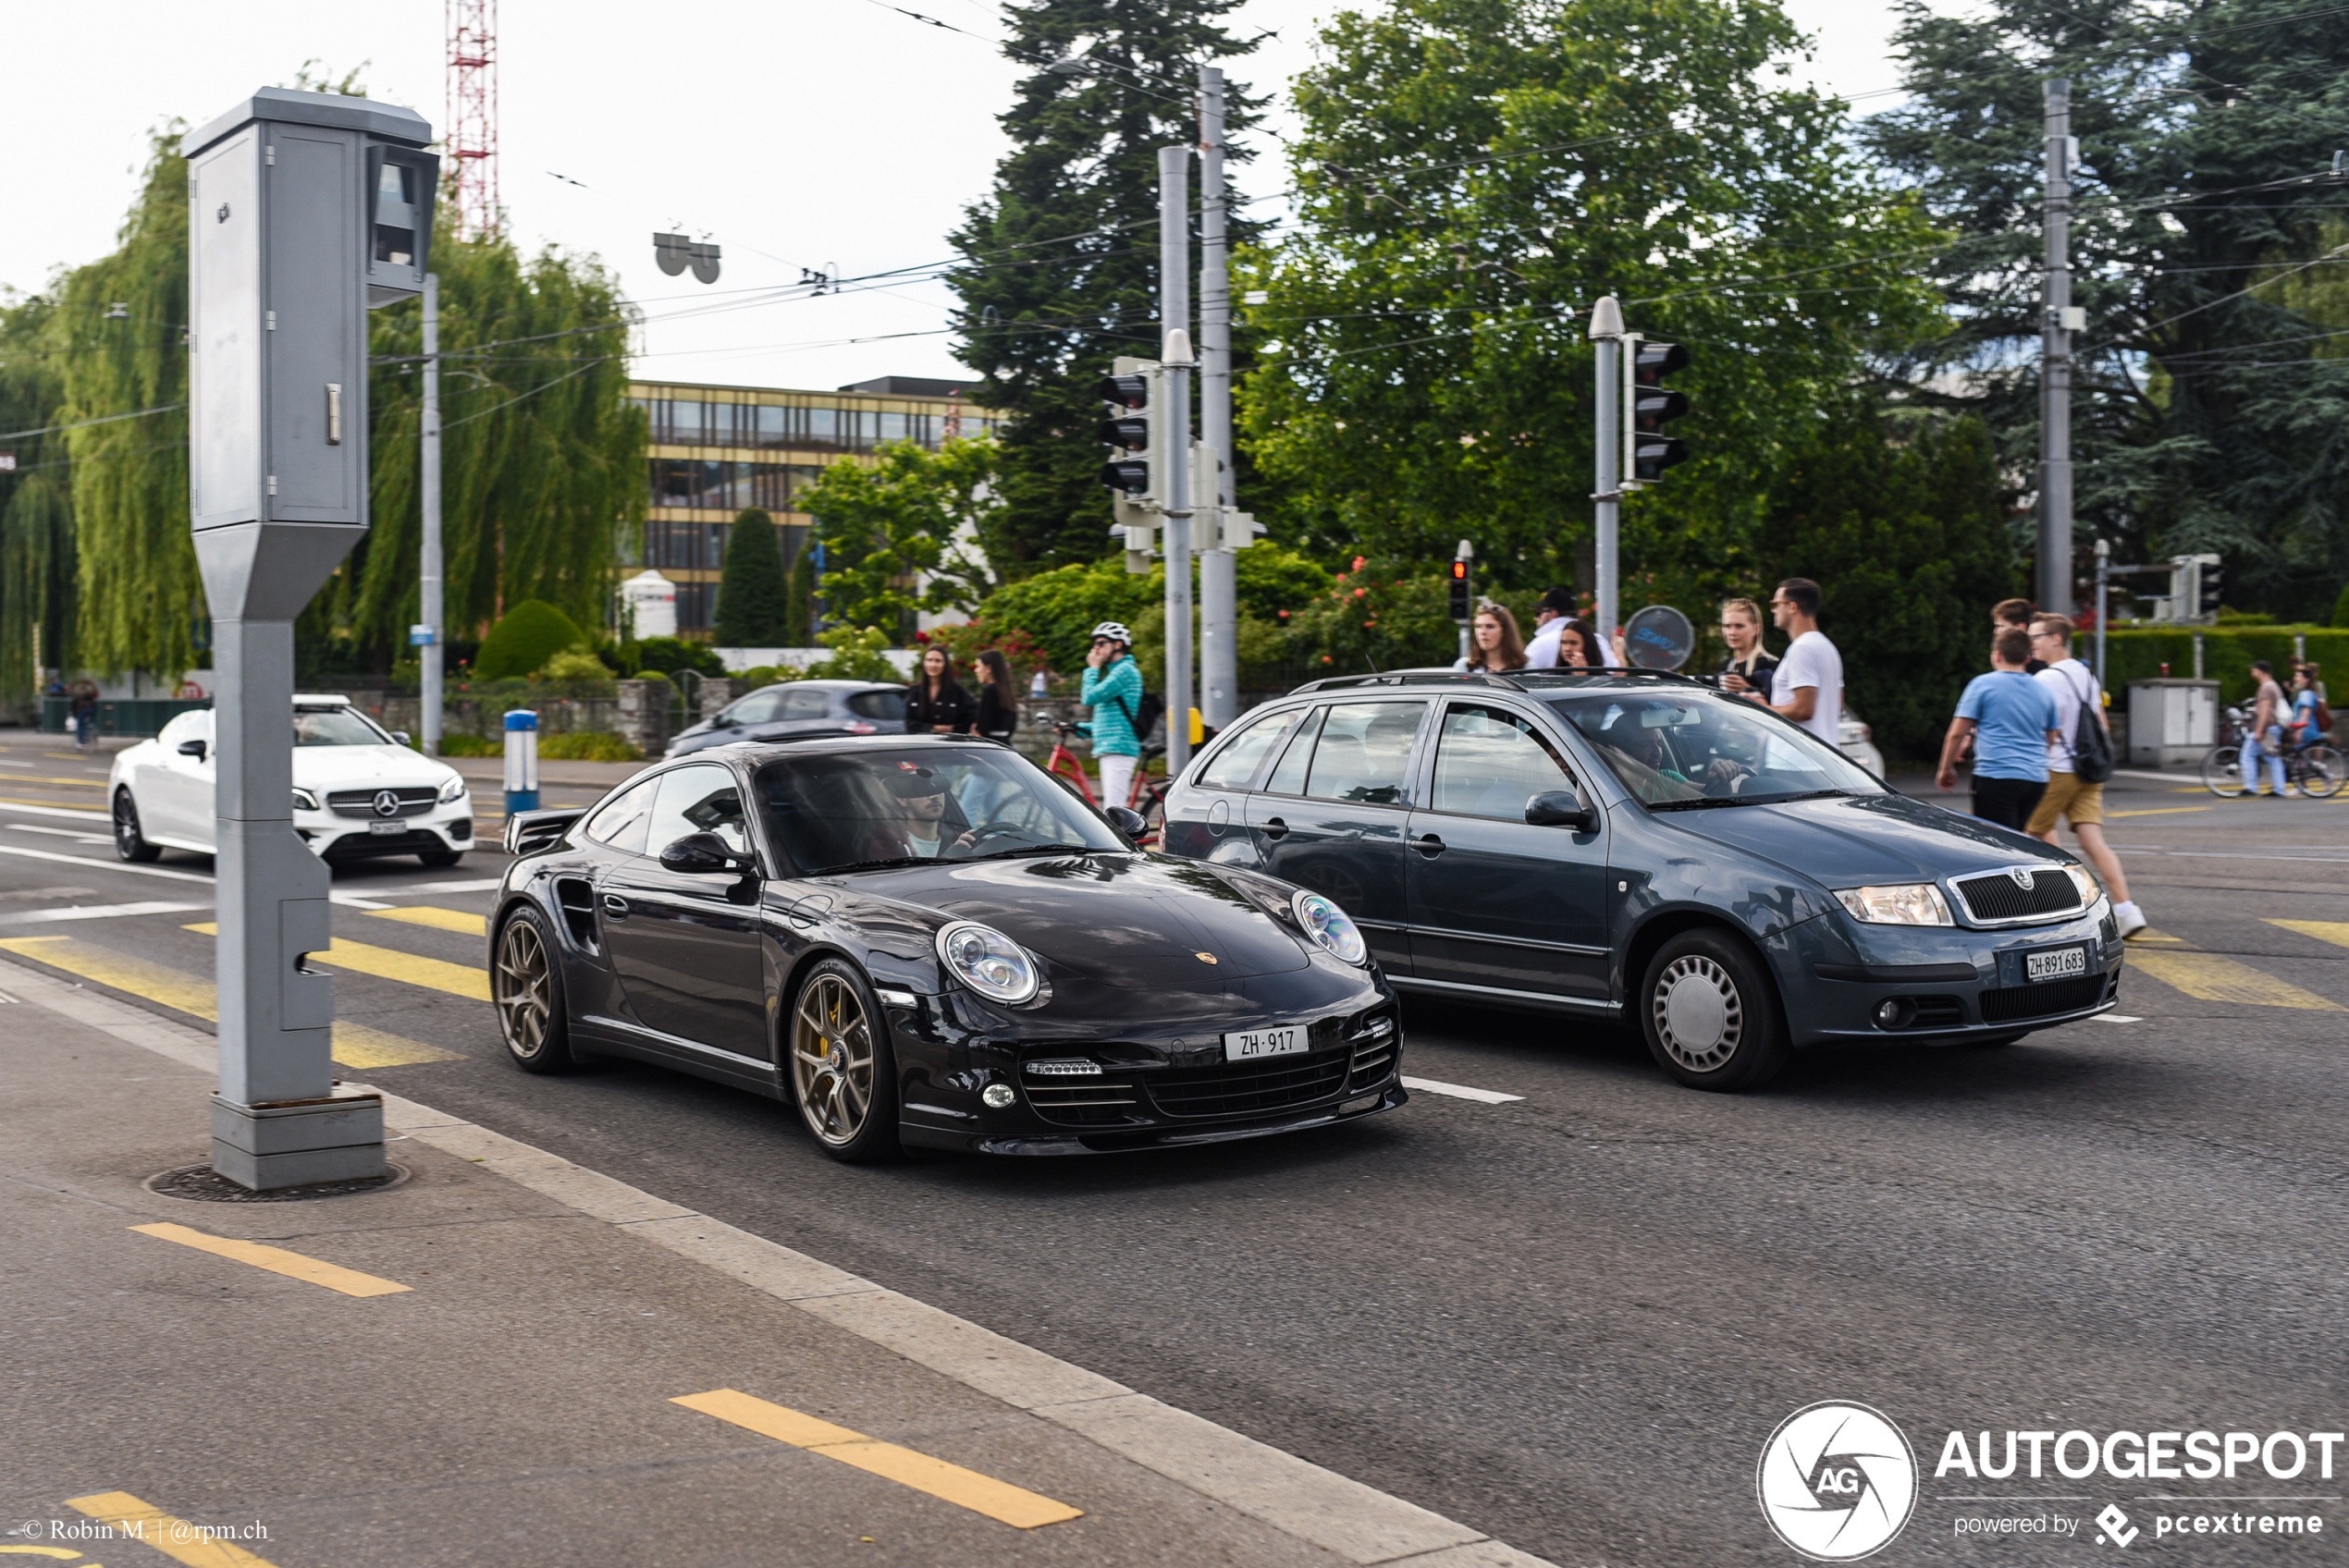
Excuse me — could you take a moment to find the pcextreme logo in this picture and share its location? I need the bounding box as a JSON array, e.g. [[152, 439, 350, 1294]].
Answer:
[[1757, 1402, 1920, 1562]]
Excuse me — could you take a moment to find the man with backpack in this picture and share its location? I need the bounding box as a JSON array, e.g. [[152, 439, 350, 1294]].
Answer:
[[1079, 620, 1148, 810], [2026, 614, 2146, 937]]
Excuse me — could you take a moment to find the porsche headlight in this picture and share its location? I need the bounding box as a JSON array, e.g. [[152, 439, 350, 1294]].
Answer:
[[936, 922, 1041, 1005], [290, 786, 321, 813], [2063, 863, 2101, 905], [437, 774, 469, 804], [1291, 890, 1369, 965], [1835, 883, 1953, 926]]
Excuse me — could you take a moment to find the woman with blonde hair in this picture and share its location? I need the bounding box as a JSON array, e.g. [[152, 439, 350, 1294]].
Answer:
[[1456, 605, 1530, 673]]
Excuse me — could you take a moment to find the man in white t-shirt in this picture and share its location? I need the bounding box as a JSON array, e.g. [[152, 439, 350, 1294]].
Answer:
[[1763, 577, 1842, 747], [2024, 613, 2146, 937], [1522, 586, 1575, 669]]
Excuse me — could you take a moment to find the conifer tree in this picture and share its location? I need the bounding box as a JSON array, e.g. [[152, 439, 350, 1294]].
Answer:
[[713, 508, 793, 646], [948, 0, 1265, 576]]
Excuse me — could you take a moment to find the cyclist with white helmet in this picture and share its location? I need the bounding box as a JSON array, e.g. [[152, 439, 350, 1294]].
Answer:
[[1080, 620, 1144, 809]]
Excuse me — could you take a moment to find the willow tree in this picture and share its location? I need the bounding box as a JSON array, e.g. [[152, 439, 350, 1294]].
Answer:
[[0, 290, 77, 703]]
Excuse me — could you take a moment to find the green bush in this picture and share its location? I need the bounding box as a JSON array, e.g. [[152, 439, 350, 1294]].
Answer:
[[538, 730, 642, 763], [437, 734, 500, 757], [2099, 627, 2347, 703], [806, 626, 901, 683], [474, 600, 590, 680], [630, 636, 726, 678], [535, 648, 610, 681], [2333, 580, 2349, 629]]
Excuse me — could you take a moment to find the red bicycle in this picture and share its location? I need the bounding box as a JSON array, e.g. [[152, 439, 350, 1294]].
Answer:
[[1043, 720, 1172, 838]]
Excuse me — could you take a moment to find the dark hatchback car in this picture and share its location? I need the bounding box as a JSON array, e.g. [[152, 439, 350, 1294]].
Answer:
[[665, 680, 907, 759], [490, 735, 1404, 1158], [1160, 671, 2123, 1090]]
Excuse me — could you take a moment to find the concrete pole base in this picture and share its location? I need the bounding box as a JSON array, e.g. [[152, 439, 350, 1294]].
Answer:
[[210, 1086, 387, 1190]]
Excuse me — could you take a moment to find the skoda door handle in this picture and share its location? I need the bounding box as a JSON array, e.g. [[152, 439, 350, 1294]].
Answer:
[[1261, 816, 1289, 840], [601, 894, 631, 920], [1414, 833, 1447, 857]]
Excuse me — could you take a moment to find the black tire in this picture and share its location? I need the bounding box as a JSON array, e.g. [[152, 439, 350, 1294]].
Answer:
[[113, 789, 162, 864], [2300, 744, 2345, 800], [1639, 928, 1789, 1091], [787, 957, 901, 1162], [493, 905, 577, 1073], [2202, 745, 2244, 797], [418, 847, 464, 868]]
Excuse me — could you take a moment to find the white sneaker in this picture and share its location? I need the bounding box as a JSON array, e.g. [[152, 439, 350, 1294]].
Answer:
[[2114, 903, 2147, 938], [2283, 783, 2302, 798]]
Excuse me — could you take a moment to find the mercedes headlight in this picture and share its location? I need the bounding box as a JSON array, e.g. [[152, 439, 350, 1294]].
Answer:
[[437, 773, 469, 804], [290, 786, 321, 813], [936, 922, 1041, 1005], [1291, 890, 1369, 964], [2062, 863, 2100, 905], [1835, 883, 1953, 926]]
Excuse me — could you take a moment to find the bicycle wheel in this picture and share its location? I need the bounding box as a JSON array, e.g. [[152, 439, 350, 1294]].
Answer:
[[2202, 745, 2245, 797], [2300, 744, 2346, 799]]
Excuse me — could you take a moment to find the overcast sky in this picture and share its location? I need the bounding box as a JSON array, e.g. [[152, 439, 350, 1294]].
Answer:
[[2, 0, 1936, 395]]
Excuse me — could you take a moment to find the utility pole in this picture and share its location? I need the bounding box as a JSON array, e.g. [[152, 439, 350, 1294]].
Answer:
[[1159, 145, 1194, 778], [2094, 535, 2109, 691], [1196, 64, 1237, 731], [2040, 77, 2075, 616], [1589, 295, 1624, 646], [419, 274, 444, 755]]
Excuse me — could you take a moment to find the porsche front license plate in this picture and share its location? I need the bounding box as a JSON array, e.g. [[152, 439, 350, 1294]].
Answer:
[[1224, 1024, 1307, 1062], [2024, 944, 2088, 983], [367, 820, 407, 836]]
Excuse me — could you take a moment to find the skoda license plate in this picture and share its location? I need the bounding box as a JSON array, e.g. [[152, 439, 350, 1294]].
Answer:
[[1224, 1024, 1307, 1062], [367, 820, 406, 836], [2023, 944, 2088, 983]]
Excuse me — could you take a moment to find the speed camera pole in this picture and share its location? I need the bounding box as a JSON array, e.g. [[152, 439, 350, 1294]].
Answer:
[[419, 271, 445, 754], [1590, 295, 1624, 645], [1160, 144, 1194, 778], [184, 88, 437, 1189]]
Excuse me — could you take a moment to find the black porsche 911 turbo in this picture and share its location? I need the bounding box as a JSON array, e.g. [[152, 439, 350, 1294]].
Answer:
[[489, 734, 1405, 1160]]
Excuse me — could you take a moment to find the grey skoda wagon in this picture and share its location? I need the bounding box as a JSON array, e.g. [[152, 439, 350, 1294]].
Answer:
[[1159, 670, 2123, 1089]]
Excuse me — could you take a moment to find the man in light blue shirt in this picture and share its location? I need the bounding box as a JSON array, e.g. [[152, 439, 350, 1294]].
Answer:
[[1936, 626, 2061, 830]]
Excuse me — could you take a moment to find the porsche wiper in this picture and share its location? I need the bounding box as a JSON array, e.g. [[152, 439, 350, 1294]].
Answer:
[[823, 855, 932, 873], [966, 842, 1099, 861]]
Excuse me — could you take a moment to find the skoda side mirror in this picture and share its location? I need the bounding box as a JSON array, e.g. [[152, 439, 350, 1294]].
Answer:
[[659, 831, 751, 875], [1525, 790, 1595, 831], [177, 739, 208, 761], [1103, 805, 1147, 839]]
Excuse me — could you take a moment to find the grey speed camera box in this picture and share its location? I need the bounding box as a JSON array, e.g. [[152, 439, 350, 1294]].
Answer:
[[182, 89, 437, 547]]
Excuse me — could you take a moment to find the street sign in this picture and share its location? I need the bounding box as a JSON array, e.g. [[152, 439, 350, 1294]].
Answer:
[[1622, 605, 1695, 670]]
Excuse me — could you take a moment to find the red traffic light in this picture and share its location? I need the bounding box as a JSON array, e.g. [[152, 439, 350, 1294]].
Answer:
[[1098, 374, 1150, 409], [1450, 559, 1469, 581]]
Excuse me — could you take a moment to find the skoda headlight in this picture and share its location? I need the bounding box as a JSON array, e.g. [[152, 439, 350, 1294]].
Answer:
[[1291, 890, 1369, 965], [2063, 863, 2101, 905], [1835, 883, 1953, 926], [290, 786, 321, 813], [935, 921, 1041, 1005], [437, 773, 469, 804]]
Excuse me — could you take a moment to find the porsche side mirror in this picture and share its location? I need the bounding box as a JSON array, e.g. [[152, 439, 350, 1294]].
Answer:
[[659, 831, 752, 875], [1525, 790, 1595, 831], [1103, 804, 1147, 839], [177, 739, 208, 761]]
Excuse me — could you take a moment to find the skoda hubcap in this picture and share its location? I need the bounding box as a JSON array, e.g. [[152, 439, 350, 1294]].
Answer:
[[1654, 955, 1742, 1072]]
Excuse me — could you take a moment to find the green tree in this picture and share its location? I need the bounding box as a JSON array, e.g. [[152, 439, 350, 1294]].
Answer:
[[713, 508, 792, 645], [947, 0, 1267, 574], [1239, 0, 1945, 598], [789, 540, 818, 645], [1862, 0, 2349, 619], [473, 599, 589, 680], [0, 290, 76, 705], [796, 437, 1002, 632]]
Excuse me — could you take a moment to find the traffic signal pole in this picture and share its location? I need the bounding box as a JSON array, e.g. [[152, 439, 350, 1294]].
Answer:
[[1196, 65, 1237, 732], [1159, 145, 1195, 778], [2040, 77, 2075, 616], [1589, 296, 1625, 646], [420, 273, 444, 755]]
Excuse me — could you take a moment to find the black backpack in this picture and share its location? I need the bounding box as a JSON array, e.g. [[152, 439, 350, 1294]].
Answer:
[[2064, 666, 2114, 784], [1111, 689, 1166, 741]]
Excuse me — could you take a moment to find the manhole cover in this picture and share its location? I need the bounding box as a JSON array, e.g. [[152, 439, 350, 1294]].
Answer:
[[142, 1161, 412, 1203]]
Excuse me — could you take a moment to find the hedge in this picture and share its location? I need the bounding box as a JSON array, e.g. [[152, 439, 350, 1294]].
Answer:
[[2097, 627, 2343, 703]]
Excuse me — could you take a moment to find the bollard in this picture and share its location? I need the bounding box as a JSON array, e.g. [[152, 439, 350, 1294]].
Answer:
[[504, 709, 540, 815]]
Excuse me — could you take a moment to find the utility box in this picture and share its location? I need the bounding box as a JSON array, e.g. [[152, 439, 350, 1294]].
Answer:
[[2127, 678, 2218, 768]]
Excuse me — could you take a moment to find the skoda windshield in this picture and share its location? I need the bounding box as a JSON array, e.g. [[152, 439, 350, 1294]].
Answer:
[[1541, 689, 1885, 809], [755, 747, 1127, 874]]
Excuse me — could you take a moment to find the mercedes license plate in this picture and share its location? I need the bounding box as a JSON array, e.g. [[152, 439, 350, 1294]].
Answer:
[[1224, 1024, 1307, 1062], [2023, 944, 2088, 983], [367, 820, 407, 836]]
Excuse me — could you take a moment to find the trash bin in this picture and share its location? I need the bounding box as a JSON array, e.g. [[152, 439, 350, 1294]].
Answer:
[[2126, 679, 2218, 768]]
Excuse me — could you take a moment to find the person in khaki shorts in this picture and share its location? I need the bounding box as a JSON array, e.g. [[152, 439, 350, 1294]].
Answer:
[[2026, 614, 2147, 937]]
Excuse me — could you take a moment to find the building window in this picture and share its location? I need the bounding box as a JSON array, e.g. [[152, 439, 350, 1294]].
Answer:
[[756, 404, 788, 448]]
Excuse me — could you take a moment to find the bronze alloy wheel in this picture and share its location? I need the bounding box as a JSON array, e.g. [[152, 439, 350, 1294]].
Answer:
[[494, 913, 564, 1068], [793, 970, 876, 1146], [113, 790, 161, 863], [1652, 951, 1743, 1074]]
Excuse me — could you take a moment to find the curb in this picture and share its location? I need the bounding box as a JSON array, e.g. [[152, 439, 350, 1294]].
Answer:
[[2, 953, 1556, 1568]]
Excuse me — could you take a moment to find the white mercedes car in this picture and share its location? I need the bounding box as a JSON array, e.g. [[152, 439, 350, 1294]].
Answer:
[[110, 695, 474, 868]]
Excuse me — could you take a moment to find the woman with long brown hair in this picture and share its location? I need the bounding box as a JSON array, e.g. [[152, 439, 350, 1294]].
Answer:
[[1556, 619, 1600, 669], [1456, 605, 1529, 673], [971, 648, 1019, 742], [904, 646, 976, 734]]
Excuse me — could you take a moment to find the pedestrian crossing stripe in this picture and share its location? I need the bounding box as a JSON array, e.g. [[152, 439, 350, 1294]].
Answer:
[[2122, 946, 2343, 1011], [184, 924, 489, 1001], [368, 904, 487, 937], [2265, 919, 2349, 952]]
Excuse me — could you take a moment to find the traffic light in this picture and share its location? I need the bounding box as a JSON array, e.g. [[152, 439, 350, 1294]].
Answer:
[[2195, 555, 2224, 619], [1449, 552, 1473, 623], [1097, 361, 1158, 498], [1623, 337, 1690, 486]]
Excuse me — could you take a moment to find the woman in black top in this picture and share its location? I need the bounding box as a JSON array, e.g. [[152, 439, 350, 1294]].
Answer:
[[971, 649, 1019, 741], [1716, 596, 1780, 699], [904, 647, 976, 734]]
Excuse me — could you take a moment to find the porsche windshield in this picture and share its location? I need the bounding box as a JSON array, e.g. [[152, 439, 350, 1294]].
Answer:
[[755, 748, 1127, 874], [1541, 690, 1884, 808]]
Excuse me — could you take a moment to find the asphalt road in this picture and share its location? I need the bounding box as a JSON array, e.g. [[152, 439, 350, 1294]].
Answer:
[[8, 730, 2347, 1566]]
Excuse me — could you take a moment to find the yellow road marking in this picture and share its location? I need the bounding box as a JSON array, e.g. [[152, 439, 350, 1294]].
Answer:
[[68, 1491, 289, 1567], [2109, 806, 2211, 817], [367, 904, 486, 937], [0, 1548, 89, 1559], [129, 1223, 411, 1297], [2124, 949, 2343, 1011], [2123, 927, 2187, 944], [2266, 919, 2349, 951], [0, 796, 111, 814], [0, 936, 459, 1066], [0, 772, 105, 789], [185, 925, 489, 1001], [671, 1389, 1083, 1529]]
